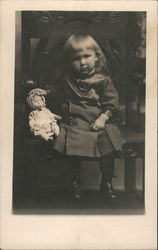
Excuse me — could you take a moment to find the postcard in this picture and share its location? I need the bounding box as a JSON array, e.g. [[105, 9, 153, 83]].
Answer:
[[0, 0, 157, 249]]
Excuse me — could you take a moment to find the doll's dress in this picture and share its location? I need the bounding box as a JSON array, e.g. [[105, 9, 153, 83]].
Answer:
[[29, 107, 59, 138]]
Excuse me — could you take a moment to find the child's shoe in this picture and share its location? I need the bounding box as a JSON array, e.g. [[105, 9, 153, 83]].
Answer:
[[72, 179, 81, 200], [100, 182, 117, 199]]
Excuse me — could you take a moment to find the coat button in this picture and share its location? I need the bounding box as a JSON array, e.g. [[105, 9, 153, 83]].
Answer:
[[69, 116, 73, 125]]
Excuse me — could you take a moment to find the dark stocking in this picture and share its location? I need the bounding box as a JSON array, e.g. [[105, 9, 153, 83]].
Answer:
[[68, 157, 82, 181], [99, 152, 116, 199], [99, 152, 115, 183], [67, 157, 82, 199]]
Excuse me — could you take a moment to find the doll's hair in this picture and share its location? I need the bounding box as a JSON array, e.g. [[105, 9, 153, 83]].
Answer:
[[27, 91, 46, 109], [64, 33, 107, 73]]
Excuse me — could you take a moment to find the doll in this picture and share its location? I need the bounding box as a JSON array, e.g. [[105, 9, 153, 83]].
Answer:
[[27, 88, 61, 141]]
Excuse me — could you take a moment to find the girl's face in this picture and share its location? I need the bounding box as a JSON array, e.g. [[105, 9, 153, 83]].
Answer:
[[70, 47, 98, 77]]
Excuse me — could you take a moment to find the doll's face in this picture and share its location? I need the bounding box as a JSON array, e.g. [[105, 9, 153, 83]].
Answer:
[[70, 47, 98, 77], [32, 95, 45, 109]]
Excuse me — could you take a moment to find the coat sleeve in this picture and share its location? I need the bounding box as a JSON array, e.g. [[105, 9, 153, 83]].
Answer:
[[100, 77, 122, 123]]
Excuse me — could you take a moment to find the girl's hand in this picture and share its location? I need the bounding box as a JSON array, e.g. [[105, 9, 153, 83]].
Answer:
[[90, 113, 109, 131]]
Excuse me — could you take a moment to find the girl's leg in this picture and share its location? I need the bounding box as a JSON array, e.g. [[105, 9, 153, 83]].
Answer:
[[99, 152, 116, 199], [68, 157, 82, 199]]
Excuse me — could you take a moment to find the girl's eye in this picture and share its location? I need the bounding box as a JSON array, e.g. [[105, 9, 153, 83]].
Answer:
[[72, 54, 91, 61]]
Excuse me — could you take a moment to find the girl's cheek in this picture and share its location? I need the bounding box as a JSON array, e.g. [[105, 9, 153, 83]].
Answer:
[[72, 62, 78, 69]]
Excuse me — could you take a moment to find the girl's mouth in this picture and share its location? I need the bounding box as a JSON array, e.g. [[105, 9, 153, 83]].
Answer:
[[80, 68, 89, 72]]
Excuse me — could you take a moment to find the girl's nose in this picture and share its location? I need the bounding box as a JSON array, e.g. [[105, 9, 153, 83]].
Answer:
[[80, 58, 86, 65]]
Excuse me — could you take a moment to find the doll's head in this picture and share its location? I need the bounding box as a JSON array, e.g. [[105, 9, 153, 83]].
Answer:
[[64, 33, 107, 77], [27, 92, 46, 110]]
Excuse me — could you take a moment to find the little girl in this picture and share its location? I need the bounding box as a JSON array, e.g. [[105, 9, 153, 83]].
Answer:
[[31, 33, 123, 200]]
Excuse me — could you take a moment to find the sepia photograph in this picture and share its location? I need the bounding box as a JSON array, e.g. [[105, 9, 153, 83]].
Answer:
[[0, 1, 157, 249], [13, 10, 146, 214]]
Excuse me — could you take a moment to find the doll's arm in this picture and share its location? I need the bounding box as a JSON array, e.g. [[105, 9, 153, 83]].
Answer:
[[50, 115, 60, 136], [51, 122, 60, 136], [53, 114, 62, 120], [45, 108, 62, 121], [46, 111, 61, 136], [29, 112, 36, 132]]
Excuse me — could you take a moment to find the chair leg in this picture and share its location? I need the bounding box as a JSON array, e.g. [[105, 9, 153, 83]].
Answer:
[[124, 157, 136, 193]]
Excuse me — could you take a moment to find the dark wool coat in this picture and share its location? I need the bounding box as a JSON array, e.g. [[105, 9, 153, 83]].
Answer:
[[52, 74, 124, 158]]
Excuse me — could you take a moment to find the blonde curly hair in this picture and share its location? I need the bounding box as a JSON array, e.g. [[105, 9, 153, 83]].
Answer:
[[64, 33, 107, 74]]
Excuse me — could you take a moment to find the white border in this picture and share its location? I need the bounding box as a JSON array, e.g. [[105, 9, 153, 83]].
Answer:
[[0, 1, 157, 249]]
